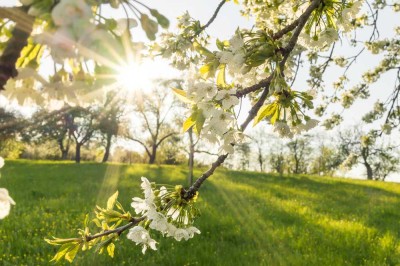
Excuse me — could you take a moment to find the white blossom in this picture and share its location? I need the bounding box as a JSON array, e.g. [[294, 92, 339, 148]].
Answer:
[[140, 177, 154, 199], [173, 228, 190, 241], [0, 156, 4, 169], [229, 34, 244, 53], [148, 209, 169, 233], [273, 121, 293, 138], [186, 226, 201, 238], [19, 0, 33, 6], [131, 197, 151, 215], [0, 188, 15, 219], [217, 51, 234, 64], [51, 0, 92, 27], [127, 226, 157, 254], [215, 89, 239, 110]]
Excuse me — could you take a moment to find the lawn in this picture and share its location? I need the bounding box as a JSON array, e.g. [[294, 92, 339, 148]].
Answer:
[[0, 160, 400, 265]]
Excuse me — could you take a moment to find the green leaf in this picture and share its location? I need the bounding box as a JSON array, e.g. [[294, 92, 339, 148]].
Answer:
[[183, 114, 197, 132], [217, 64, 226, 87], [107, 191, 119, 210], [65, 244, 80, 263], [253, 103, 277, 126], [50, 243, 75, 262], [150, 9, 170, 29], [92, 218, 102, 228], [140, 14, 158, 40], [194, 111, 206, 135], [193, 42, 214, 58], [107, 243, 115, 258], [172, 88, 193, 104], [216, 39, 228, 50], [270, 106, 280, 125], [200, 61, 219, 79], [83, 214, 89, 228]]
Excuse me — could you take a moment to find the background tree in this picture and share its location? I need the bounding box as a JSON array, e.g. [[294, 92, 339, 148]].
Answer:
[[0, 107, 24, 157], [95, 93, 125, 163], [309, 144, 341, 176], [126, 88, 178, 164], [339, 128, 399, 180], [70, 107, 98, 163], [23, 108, 74, 160], [286, 136, 311, 174]]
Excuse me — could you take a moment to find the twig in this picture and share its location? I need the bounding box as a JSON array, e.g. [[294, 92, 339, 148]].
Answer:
[[85, 216, 146, 242], [193, 0, 226, 38]]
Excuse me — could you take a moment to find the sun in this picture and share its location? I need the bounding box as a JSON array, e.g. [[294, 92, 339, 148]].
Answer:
[[116, 61, 153, 92]]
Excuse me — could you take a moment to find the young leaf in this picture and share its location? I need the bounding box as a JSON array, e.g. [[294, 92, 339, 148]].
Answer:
[[65, 244, 81, 263], [150, 9, 170, 29], [217, 64, 226, 87], [107, 191, 119, 210], [200, 61, 218, 79], [140, 14, 158, 40], [183, 114, 197, 132], [253, 103, 277, 126], [193, 42, 214, 58], [172, 88, 193, 104], [107, 242, 115, 258], [194, 111, 206, 135], [270, 106, 280, 125]]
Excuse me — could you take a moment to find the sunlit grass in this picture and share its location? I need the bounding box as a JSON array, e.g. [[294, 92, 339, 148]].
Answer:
[[1, 160, 400, 265]]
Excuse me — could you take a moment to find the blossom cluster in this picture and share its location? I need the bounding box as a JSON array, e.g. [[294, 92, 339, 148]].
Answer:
[[0, 157, 16, 220], [340, 153, 359, 169], [27, 0, 122, 63], [185, 80, 243, 154], [154, 11, 206, 70], [127, 177, 200, 254]]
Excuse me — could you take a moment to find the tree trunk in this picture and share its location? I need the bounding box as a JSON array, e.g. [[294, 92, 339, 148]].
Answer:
[[61, 149, 68, 160], [362, 147, 373, 180], [75, 143, 82, 163], [258, 152, 263, 172], [148, 145, 157, 164], [102, 134, 112, 163], [365, 162, 373, 180], [58, 139, 65, 160]]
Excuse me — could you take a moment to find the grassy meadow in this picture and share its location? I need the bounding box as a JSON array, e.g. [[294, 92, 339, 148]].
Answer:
[[0, 160, 400, 265]]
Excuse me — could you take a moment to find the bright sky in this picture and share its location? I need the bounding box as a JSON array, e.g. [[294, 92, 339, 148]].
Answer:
[[1, 0, 399, 181]]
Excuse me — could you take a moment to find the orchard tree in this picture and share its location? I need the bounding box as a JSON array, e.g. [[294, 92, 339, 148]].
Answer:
[[0, 0, 400, 263], [286, 136, 311, 174], [69, 107, 98, 163], [126, 88, 178, 164], [95, 92, 125, 162], [339, 128, 399, 180], [23, 108, 74, 160], [309, 144, 341, 176], [0, 107, 24, 152]]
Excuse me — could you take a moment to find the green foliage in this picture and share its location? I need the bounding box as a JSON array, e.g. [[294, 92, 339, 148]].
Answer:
[[1, 160, 400, 265]]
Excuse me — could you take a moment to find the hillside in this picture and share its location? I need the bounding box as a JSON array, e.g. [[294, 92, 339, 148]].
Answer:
[[1, 160, 399, 265]]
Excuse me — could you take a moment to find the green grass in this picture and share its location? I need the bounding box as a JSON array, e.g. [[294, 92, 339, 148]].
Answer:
[[1, 160, 400, 265]]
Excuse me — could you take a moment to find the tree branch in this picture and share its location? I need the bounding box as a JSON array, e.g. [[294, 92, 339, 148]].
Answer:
[[126, 136, 152, 157], [85, 216, 146, 242], [194, 0, 226, 38], [156, 132, 176, 147], [184, 0, 322, 199], [0, 7, 34, 90]]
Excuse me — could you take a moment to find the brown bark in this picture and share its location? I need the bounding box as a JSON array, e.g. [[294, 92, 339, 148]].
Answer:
[[0, 7, 34, 90]]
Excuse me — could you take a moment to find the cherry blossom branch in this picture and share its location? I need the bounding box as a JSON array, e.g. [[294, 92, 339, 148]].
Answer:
[[236, 0, 322, 98], [85, 216, 146, 242], [0, 7, 34, 90], [184, 0, 322, 200]]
